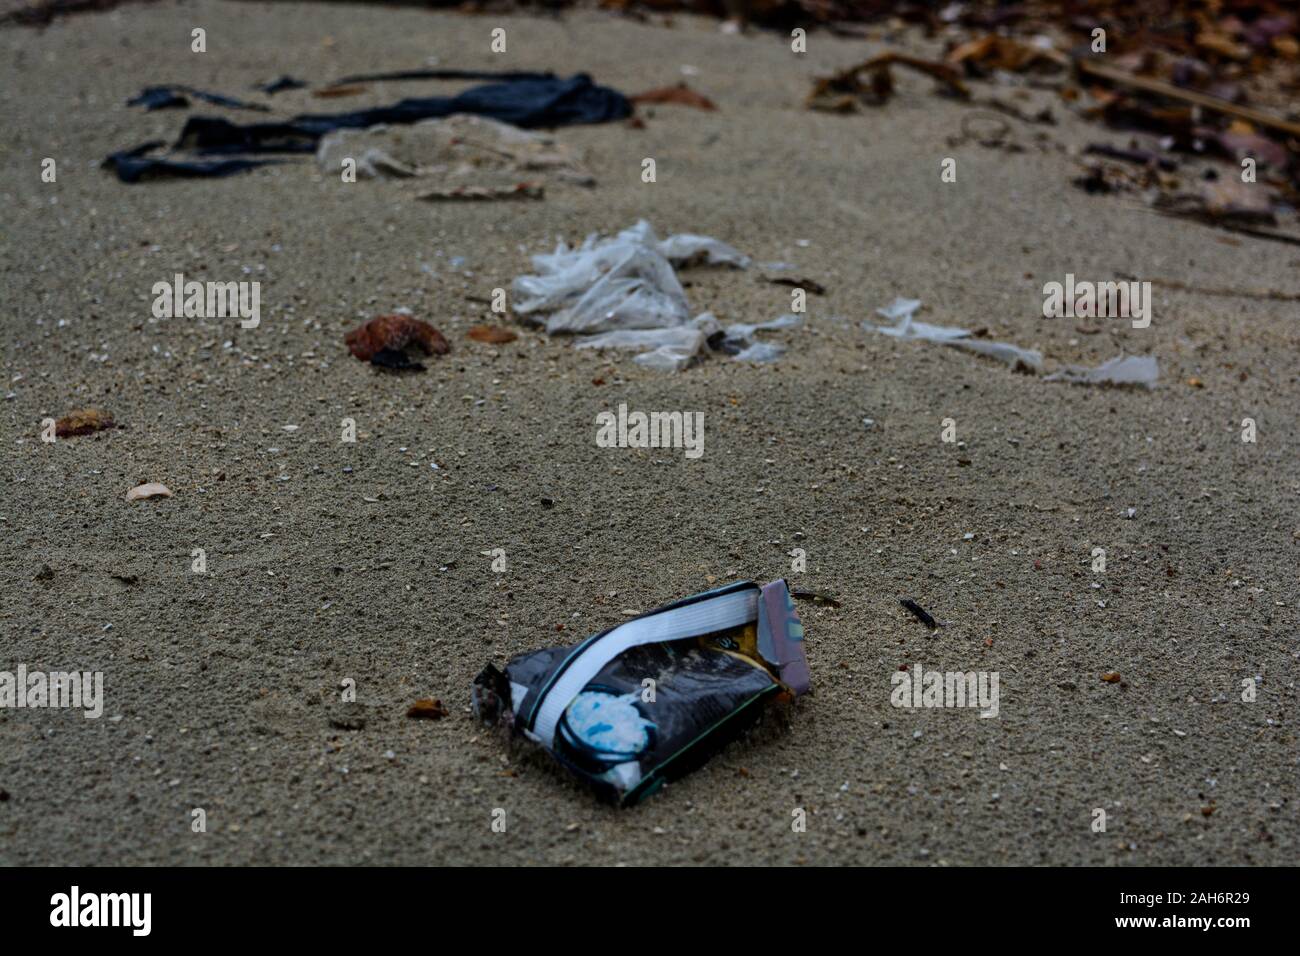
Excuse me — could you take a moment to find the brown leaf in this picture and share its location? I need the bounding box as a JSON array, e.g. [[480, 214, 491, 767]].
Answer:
[[406, 698, 449, 720], [312, 84, 368, 98], [1100, 672, 1122, 683], [631, 83, 717, 111], [55, 408, 116, 438], [947, 35, 1061, 74], [467, 325, 517, 344], [345, 314, 450, 369]]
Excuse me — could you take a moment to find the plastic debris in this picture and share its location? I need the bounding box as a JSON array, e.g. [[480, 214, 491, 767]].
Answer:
[[54, 408, 116, 438], [345, 314, 450, 371], [186, 73, 626, 149], [576, 317, 719, 372], [101, 142, 283, 183], [900, 598, 938, 630], [316, 114, 594, 186], [472, 579, 811, 805], [106, 72, 630, 184], [256, 75, 307, 95], [866, 298, 1043, 372], [511, 220, 751, 369], [329, 68, 557, 86], [714, 313, 801, 363], [1044, 354, 1159, 388], [127, 86, 269, 112], [126, 483, 172, 501]]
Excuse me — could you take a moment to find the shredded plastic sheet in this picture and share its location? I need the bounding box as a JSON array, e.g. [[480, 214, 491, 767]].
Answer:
[[865, 297, 1043, 371], [513, 221, 763, 369], [574, 314, 721, 372], [720, 313, 801, 363], [316, 114, 593, 186], [1044, 354, 1159, 388], [514, 220, 747, 333]]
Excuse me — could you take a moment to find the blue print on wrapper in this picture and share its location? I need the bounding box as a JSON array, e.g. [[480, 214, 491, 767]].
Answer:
[[563, 691, 655, 759]]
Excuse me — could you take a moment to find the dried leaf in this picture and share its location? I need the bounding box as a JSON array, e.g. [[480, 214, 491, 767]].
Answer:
[[631, 83, 717, 111], [312, 84, 368, 98], [1100, 672, 1122, 683], [406, 698, 449, 720], [808, 53, 969, 111], [55, 408, 116, 438], [467, 325, 518, 344]]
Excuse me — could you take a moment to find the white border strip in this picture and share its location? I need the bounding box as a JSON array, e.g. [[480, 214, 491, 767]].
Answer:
[[532, 588, 759, 748]]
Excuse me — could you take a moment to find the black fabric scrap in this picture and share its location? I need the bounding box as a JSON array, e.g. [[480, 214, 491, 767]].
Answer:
[[107, 71, 630, 183], [899, 598, 938, 630], [328, 68, 556, 86], [101, 141, 283, 183], [176, 117, 319, 154], [256, 75, 308, 95], [178, 72, 631, 154], [127, 86, 270, 112]]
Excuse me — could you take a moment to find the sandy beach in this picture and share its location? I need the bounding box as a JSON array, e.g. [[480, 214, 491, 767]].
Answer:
[[1, 1, 1296, 865]]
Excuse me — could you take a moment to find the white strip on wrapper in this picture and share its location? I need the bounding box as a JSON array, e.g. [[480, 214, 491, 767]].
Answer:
[[531, 587, 760, 749]]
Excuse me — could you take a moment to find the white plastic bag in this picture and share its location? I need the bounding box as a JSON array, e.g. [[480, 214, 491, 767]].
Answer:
[[513, 221, 748, 335]]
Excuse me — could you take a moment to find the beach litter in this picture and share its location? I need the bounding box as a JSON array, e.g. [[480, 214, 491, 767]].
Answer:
[[345, 314, 450, 371], [105, 71, 631, 183], [54, 408, 116, 438], [712, 313, 801, 363], [127, 85, 269, 112], [1044, 354, 1159, 388], [472, 579, 810, 805], [513, 219, 765, 370], [899, 598, 938, 630], [125, 482, 172, 501], [101, 142, 283, 183], [866, 298, 1043, 372], [316, 113, 594, 188], [256, 75, 307, 95]]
